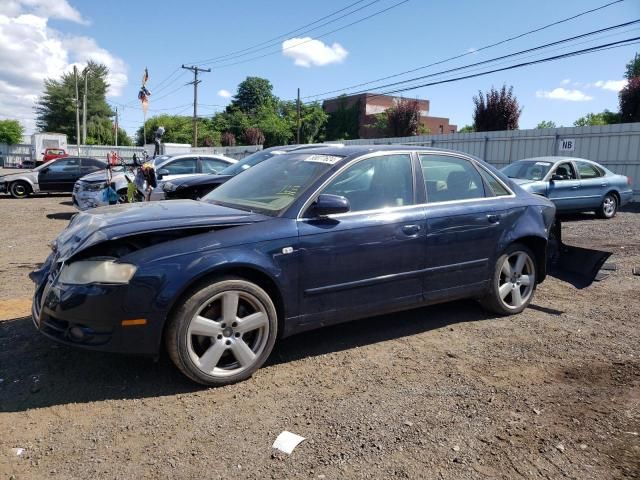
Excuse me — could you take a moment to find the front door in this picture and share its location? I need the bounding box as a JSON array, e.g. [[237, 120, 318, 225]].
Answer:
[[297, 153, 426, 328], [419, 153, 509, 300], [38, 158, 80, 191], [547, 161, 581, 211]]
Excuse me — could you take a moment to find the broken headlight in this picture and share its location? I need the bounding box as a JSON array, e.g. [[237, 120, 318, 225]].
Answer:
[[59, 260, 137, 285]]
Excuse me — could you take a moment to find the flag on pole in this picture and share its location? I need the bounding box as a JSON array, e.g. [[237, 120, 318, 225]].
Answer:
[[138, 67, 151, 114], [142, 67, 149, 86]]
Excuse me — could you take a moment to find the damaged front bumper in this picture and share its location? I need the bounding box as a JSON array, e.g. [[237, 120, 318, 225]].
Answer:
[[30, 255, 163, 355], [547, 220, 612, 288]]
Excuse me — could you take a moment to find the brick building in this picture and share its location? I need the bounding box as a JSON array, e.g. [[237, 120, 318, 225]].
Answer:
[[322, 93, 457, 139]]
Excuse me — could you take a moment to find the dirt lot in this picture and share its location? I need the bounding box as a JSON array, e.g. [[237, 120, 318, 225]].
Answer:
[[0, 194, 638, 479]]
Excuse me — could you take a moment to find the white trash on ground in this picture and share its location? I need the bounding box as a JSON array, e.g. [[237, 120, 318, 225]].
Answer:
[[272, 431, 306, 454]]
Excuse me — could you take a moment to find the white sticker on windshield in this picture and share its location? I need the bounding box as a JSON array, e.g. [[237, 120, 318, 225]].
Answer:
[[303, 155, 342, 164], [535, 162, 551, 166]]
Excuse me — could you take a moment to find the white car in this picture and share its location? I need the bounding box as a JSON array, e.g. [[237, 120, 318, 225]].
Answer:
[[72, 153, 236, 210]]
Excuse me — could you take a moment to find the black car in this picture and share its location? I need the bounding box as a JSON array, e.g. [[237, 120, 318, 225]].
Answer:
[[162, 144, 342, 200], [0, 157, 108, 198]]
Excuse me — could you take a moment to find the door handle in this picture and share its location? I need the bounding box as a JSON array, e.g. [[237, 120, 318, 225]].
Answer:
[[601, 183, 608, 187], [487, 214, 500, 224], [401, 224, 421, 235], [571, 185, 579, 189]]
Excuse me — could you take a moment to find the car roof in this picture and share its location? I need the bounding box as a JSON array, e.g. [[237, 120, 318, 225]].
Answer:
[[269, 144, 484, 159], [515, 156, 594, 164]]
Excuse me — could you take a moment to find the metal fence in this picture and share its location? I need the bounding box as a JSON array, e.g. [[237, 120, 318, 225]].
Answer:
[[0, 143, 262, 167], [335, 122, 640, 200]]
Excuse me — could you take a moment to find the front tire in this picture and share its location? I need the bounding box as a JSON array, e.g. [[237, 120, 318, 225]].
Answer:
[[480, 243, 536, 315], [9, 181, 31, 199], [166, 277, 278, 386], [596, 193, 617, 219]]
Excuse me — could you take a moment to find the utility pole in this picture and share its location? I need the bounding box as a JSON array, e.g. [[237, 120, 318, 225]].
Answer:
[[82, 68, 88, 144], [74, 66, 80, 157], [115, 107, 118, 147], [181, 64, 211, 147], [296, 88, 301, 144]]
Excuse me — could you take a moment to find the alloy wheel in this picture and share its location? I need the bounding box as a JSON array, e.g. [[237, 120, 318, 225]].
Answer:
[[603, 196, 616, 217], [186, 290, 270, 377], [497, 251, 535, 309]]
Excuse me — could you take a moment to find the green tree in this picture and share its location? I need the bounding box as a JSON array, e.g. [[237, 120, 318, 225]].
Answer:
[[280, 101, 328, 144], [0, 119, 24, 144], [473, 85, 521, 131], [536, 120, 557, 129], [624, 53, 640, 79], [230, 77, 277, 115], [619, 77, 640, 123], [86, 117, 132, 146], [458, 125, 474, 133], [35, 61, 114, 144], [573, 109, 620, 126], [324, 95, 361, 140]]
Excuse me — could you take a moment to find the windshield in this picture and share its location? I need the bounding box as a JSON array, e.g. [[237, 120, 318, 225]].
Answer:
[[203, 153, 344, 215], [218, 149, 282, 176], [502, 160, 553, 181]]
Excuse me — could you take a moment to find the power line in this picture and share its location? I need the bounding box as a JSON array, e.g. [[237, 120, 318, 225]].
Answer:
[[182, 64, 211, 147], [309, 20, 640, 103], [355, 37, 640, 100], [199, 0, 409, 69], [303, 0, 626, 99], [189, 0, 381, 65]]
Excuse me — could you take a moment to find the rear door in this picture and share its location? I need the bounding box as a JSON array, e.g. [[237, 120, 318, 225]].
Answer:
[[38, 158, 80, 191], [419, 153, 512, 300]]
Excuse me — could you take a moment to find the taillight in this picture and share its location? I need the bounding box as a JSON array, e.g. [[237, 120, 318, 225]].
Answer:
[[628, 176, 633, 186]]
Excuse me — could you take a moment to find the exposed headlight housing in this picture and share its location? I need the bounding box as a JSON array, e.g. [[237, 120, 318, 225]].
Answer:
[[163, 182, 177, 192], [59, 260, 137, 285]]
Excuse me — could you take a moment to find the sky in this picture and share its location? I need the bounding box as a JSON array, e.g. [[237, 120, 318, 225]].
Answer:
[[0, 0, 639, 139]]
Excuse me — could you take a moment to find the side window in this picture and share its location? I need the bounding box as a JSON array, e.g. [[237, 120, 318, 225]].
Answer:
[[163, 158, 197, 175], [419, 154, 485, 202], [47, 158, 79, 172], [202, 158, 230, 173], [576, 161, 602, 179], [478, 167, 511, 196], [553, 162, 577, 180], [322, 154, 414, 212]]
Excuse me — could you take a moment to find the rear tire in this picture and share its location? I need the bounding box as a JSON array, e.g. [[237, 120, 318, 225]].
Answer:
[[9, 181, 31, 199], [596, 193, 617, 219], [166, 277, 278, 386], [480, 243, 537, 316]]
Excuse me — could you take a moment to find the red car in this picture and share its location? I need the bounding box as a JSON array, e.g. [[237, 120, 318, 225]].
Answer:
[[41, 148, 68, 164]]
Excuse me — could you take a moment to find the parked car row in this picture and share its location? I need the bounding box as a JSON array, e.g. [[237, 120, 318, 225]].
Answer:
[[30, 145, 614, 386], [1, 151, 632, 220]]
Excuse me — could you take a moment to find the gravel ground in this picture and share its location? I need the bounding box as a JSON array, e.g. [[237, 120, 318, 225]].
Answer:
[[0, 195, 638, 480]]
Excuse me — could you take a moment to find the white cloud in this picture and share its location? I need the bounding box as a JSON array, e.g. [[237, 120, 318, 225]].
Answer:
[[0, 5, 127, 133], [536, 88, 593, 102], [593, 79, 627, 92], [560, 78, 571, 85], [282, 37, 348, 67], [217, 89, 232, 98], [3, 0, 88, 24]]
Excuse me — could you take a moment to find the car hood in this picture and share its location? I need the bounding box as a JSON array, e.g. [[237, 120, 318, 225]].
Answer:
[[79, 168, 123, 183], [52, 200, 269, 261]]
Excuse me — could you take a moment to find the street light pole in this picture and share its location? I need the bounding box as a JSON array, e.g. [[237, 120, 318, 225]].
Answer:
[[82, 68, 88, 144], [74, 66, 80, 157]]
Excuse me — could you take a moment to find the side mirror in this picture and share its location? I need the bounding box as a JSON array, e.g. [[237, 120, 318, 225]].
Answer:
[[311, 194, 350, 217], [550, 174, 564, 182], [40, 167, 49, 174], [156, 168, 169, 180]]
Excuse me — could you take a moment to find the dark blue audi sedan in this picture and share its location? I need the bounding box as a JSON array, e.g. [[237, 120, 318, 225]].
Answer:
[[32, 146, 567, 385]]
